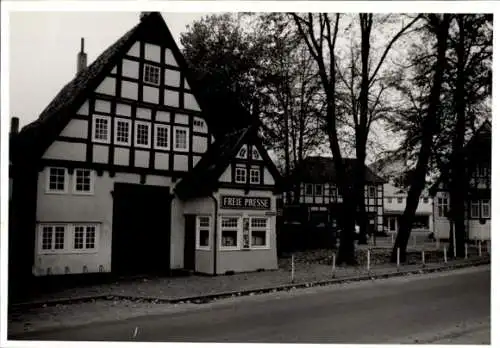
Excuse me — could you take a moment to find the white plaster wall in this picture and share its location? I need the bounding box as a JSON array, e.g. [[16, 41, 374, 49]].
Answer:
[[164, 90, 179, 107], [468, 220, 491, 240], [219, 166, 231, 183], [95, 100, 112, 114], [77, 101, 89, 115], [122, 59, 139, 79], [184, 93, 201, 111], [114, 148, 130, 166], [43, 141, 86, 161], [127, 42, 140, 57], [116, 103, 132, 117], [93, 145, 109, 163], [135, 150, 149, 168], [143, 86, 159, 104], [121, 81, 138, 100], [60, 120, 88, 139], [175, 114, 189, 125], [165, 48, 177, 66], [192, 136, 208, 153], [35, 171, 174, 276], [145, 43, 161, 63], [165, 69, 180, 87], [136, 107, 152, 120], [156, 111, 170, 123], [263, 168, 275, 185], [95, 77, 116, 96], [173, 154, 188, 171], [155, 153, 169, 170]]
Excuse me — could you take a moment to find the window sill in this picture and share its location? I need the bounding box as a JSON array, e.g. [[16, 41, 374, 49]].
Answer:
[[220, 247, 240, 251], [72, 191, 95, 196], [92, 139, 111, 145], [135, 144, 151, 149], [196, 247, 211, 251], [38, 249, 99, 255], [250, 246, 271, 250], [45, 190, 68, 195]]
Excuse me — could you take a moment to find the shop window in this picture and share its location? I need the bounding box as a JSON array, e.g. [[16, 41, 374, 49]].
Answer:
[[196, 216, 211, 250], [221, 217, 239, 250], [315, 184, 323, 196], [250, 217, 269, 248], [305, 183, 313, 196], [368, 186, 376, 198]]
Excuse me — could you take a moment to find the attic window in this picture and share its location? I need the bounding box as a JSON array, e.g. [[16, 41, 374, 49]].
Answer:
[[193, 119, 204, 128], [144, 64, 160, 85], [237, 146, 247, 159], [251, 146, 261, 160]]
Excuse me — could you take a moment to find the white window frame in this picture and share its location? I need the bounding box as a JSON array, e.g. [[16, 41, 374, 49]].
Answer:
[[135, 121, 151, 148], [235, 165, 247, 184], [305, 183, 313, 196], [73, 168, 95, 195], [481, 199, 490, 219], [173, 126, 189, 151], [236, 145, 248, 159], [92, 115, 111, 144], [46, 167, 68, 194], [437, 197, 449, 217], [143, 63, 160, 86], [250, 166, 260, 184], [315, 184, 323, 196], [470, 200, 480, 218], [38, 224, 67, 254], [196, 216, 211, 250], [220, 216, 241, 251], [154, 124, 171, 150], [368, 186, 376, 198], [72, 224, 99, 253], [114, 118, 131, 146], [249, 216, 270, 249]]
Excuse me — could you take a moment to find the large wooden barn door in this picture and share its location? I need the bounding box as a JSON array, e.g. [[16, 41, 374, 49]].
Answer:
[[112, 183, 171, 275]]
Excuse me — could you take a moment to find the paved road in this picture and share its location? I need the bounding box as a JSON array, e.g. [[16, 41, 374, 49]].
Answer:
[[10, 266, 490, 344]]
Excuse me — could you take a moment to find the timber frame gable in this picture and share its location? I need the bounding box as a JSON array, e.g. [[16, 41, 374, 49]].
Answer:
[[12, 12, 216, 180]]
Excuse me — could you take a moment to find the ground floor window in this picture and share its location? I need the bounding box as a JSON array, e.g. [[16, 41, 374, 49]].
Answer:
[[250, 217, 270, 248], [221, 217, 239, 250], [38, 223, 99, 254], [196, 216, 211, 250]]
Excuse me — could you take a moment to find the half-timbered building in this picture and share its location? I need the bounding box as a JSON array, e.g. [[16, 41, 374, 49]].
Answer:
[[9, 12, 281, 279], [282, 156, 386, 236], [430, 120, 491, 241]]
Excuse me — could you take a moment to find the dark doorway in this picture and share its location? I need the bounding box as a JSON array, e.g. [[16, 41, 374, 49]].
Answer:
[[111, 183, 171, 275]]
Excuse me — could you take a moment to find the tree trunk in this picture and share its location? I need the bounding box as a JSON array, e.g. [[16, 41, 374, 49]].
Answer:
[[449, 14, 467, 258], [391, 14, 451, 263]]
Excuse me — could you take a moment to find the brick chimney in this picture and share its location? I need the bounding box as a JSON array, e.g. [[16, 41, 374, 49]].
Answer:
[[10, 117, 19, 135], [77, 37, 87, 74]]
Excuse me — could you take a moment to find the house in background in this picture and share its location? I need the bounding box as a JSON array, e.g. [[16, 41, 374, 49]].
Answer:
[[383, 183, 433, 234], [9, 12, 282, 280], [281, 156, 386, 249], [429, 120, 491, 241]]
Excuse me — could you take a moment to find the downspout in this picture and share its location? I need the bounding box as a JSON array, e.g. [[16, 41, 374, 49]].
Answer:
[[210, 194, 218, 276]]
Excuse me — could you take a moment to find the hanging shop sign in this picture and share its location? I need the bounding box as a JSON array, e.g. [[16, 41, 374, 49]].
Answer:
[[220, 195, 271, 210]]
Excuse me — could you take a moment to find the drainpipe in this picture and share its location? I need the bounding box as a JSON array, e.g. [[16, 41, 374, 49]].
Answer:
[[210, 194, 218, 276]]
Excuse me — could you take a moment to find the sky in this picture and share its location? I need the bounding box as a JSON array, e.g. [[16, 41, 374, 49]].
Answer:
[[9, 11, 207, 128]]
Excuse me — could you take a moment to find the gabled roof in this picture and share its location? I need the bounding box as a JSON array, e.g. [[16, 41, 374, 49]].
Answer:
[[429, 120, 491, 196], [287, 156, 386, 186], [12, 12, 228, 165], [174, 125, 282, 200]]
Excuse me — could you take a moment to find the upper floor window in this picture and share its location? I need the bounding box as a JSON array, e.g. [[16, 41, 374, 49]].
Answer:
[[144, 64, 160, 85], [135, 121, 151, 148], [73, 168, 94, 194], [471, 199, 491, 219], [174, 127, 189, 151], [115, 118, 131, 146], [422, 197, 429, 204], [237, 145, 247, 159], [368, 186, 376, 198], [305, 183, 313, 196], [481, 199, 491, 218], [251, 146, 261, 160], [47, 167, 68, 193], [154, 124, 170, 150], [315, 184, 323, 196], [235, 164, 247, 184], [387, 197, 393, 204], [250, 166, 261, 184], [397, 197, 403, 204], [92, 115, 111, 144], [437, 197, 449, 217]]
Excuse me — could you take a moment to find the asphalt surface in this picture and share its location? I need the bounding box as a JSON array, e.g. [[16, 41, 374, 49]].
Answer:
[[10, 266, 490, 344]]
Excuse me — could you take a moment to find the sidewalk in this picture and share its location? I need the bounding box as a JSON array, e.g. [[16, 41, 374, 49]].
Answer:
[[8, 257, 489, 336], [11, 256, 489, 308]]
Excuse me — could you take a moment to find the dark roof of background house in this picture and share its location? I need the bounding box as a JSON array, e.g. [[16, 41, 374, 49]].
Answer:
[[288, 156, 386, 185], [429, 119, 491, 196]]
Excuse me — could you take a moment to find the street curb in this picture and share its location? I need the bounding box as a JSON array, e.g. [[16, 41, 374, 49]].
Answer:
[[9, 258, 489, 311]]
